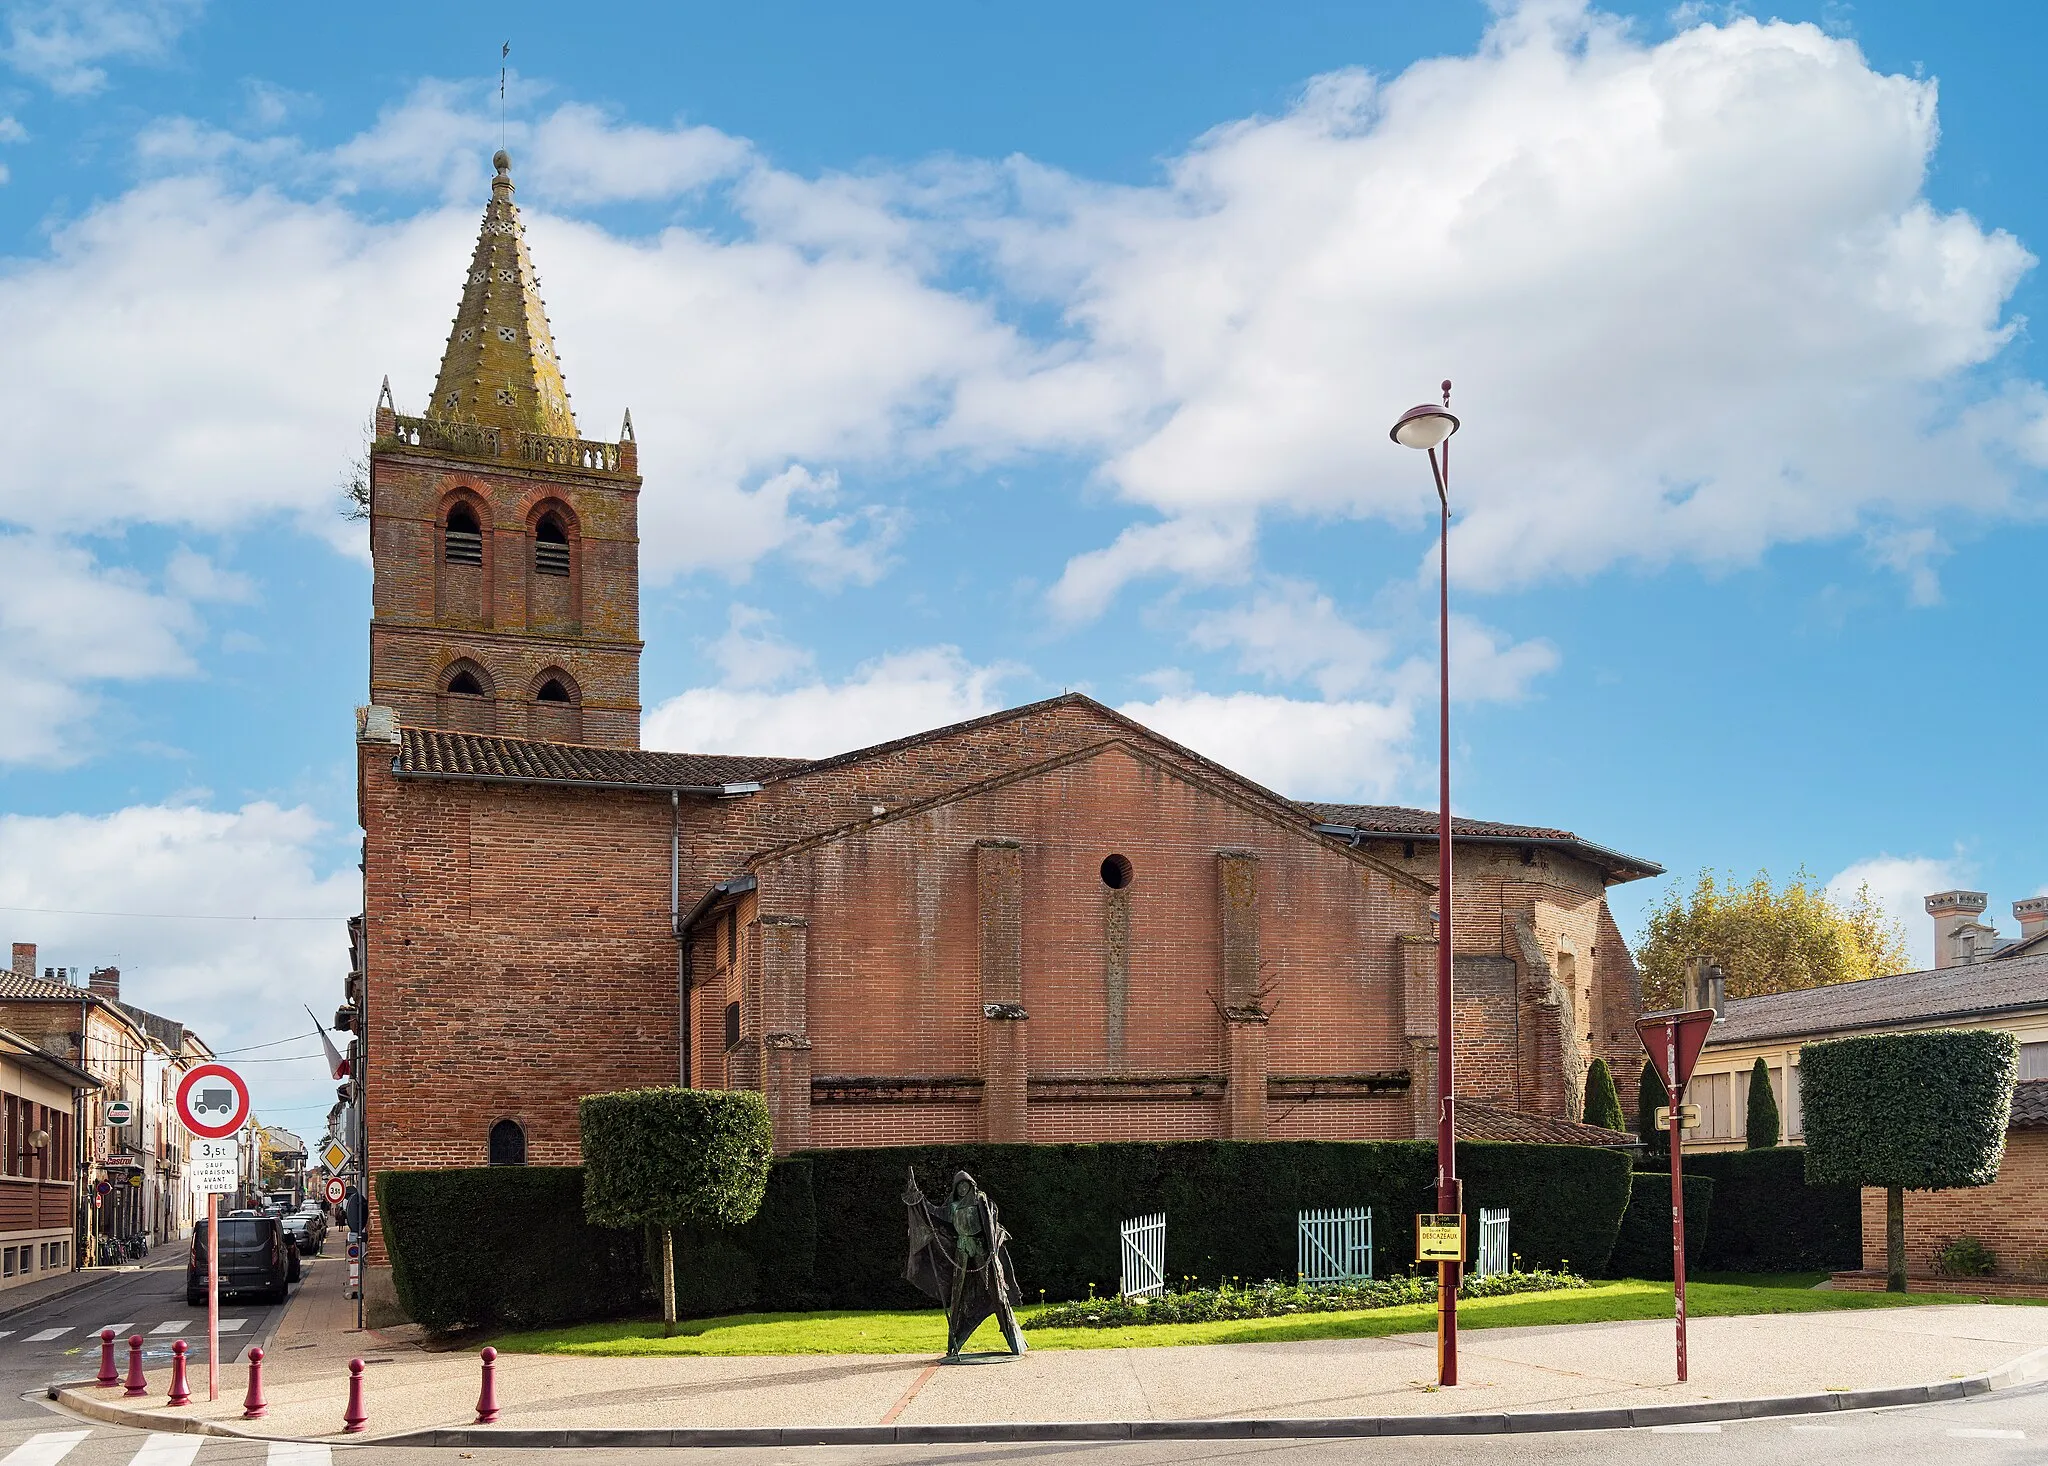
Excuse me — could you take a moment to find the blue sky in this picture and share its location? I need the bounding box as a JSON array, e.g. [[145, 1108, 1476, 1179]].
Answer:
[[0, 0, 2043, 1126]]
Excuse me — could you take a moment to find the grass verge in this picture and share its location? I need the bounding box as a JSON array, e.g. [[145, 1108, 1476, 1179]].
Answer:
[[491, 1277, 2009, 1357]]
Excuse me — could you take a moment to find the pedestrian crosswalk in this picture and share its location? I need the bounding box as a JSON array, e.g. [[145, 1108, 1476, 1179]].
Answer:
[[0, 1319, 259, 1349], [0, 1433, 330, 1464]]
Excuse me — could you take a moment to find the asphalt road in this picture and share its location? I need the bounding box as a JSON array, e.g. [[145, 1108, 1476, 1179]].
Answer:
[[0, 1252, 296, 1431], [0, 1372, 2037, 1465]]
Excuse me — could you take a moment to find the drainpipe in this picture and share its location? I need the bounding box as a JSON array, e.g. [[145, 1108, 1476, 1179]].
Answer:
[[673, 791, 689, 1087]]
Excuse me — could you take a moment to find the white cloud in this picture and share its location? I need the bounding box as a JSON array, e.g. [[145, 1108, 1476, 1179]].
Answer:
[[0, 799, 357, 1125], [1117, 690, 1414, 802], [1828, 852, 1966, 971], [643, 646, 1019, 758], [2, 0, 199, 95], [1005, 6, 2042, 613], [1048, 518, 1255, 624], [704, 604, 815, 690], [0, 536, 205, 763], [1188, 579, 1392, 698], [0, 115, 25, 142]]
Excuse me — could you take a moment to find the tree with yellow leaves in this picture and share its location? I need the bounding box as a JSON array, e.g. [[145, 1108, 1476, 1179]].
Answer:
[[1637, 869, 1910, 1011]]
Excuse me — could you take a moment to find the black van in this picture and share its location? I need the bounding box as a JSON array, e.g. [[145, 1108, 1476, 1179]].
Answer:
[[186, 1215, 300, 1305]]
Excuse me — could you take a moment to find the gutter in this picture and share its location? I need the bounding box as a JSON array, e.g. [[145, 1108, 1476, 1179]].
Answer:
[[677, 873, 757, 939], [1312, 822, 1664, 881], [390, 768, 764, 797]]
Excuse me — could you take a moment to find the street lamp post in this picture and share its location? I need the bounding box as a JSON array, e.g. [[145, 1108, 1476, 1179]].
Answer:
[[1391, 380, 1462, 1387]]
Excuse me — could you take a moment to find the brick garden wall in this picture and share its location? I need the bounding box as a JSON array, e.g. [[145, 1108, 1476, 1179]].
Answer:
[[1858, 1128, 2048, 1280]]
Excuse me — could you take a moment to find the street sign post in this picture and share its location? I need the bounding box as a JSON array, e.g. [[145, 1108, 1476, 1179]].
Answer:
[[176, 1062, 250, 1405], [1636, 1007, 1717, 1385]]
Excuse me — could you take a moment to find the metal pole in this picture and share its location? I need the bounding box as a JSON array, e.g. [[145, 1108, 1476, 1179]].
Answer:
[[207, 1191, 219, 1401], [1429, 411, 1458, 1388], [1667, 1022, 1687, 1383]]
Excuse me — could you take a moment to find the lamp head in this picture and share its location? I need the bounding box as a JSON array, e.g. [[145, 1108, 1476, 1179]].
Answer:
[[1390, 402, 1460, 450]]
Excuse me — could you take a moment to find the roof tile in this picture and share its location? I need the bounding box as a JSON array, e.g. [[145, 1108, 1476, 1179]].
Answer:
[[396, 727, 808, 790], [1706, 952, 2048, 1048], [1455, 1100, 1638, 1148]]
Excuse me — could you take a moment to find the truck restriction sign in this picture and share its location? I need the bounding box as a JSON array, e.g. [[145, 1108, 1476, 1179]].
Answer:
[[326, 1176, 346, 1204], [175, 1063, 251, 1140]]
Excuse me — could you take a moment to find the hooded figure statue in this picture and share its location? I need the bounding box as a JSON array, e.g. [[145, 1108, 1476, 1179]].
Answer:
[[902, 1167, 1028, 1358]]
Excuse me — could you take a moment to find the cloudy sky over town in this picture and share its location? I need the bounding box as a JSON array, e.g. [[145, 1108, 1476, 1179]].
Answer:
[[0, 0, 2042, 1125]]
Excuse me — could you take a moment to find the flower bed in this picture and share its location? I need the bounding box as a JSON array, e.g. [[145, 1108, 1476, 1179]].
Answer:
[[1025, 1268, 1588, 1329]]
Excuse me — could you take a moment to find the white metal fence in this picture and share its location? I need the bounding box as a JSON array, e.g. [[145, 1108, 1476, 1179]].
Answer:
[[1297, 1207, 1374, 1286], [1120, 1213, 1166, 1298], [1477, 1207, 1510, 1277]]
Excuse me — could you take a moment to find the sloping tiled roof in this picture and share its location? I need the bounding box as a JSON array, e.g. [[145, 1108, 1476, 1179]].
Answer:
[[1707, 952, 2048, 1047], [2012, 1081, 2048, 1130], [1455, 1101, 1638, 1148], [394, 727, 808, 790], [0, 970, 94, 1001], [1304, 803, 1662, 881]]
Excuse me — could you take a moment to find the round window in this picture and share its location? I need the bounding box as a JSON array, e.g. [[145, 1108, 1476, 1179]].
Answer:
[[1100, 854, 1134, 890]]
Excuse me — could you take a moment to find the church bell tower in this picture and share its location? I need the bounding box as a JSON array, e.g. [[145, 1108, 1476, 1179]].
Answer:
[[367, 149, 642, 747]]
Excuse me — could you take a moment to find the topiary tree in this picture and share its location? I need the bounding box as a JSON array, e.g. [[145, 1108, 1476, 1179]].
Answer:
[[1745, 1058, 1780, 1149], [1583, 1058, 1625, 1133], [1636, 1059, 1668, 1161], [581, 1087, 775, 1333], [1801, 1029, 2018, 1293]]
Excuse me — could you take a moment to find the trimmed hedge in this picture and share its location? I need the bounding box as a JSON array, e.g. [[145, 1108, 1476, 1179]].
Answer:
[[581, 1088, 774, 1229], [1745, 1059, 1781, 1150], [797, 1139, 1633, 1306], [378, 1166, 646, 1331], [1802, 1029, 2019, 1190], [1688, 1147, 1859, 1272], [1603, 1170, 1713, 1280], [1583, 1059, 1625, 1134]]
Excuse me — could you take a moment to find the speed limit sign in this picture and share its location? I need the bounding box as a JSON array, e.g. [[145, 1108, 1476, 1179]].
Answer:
[[325, 1176, 346, 1204]]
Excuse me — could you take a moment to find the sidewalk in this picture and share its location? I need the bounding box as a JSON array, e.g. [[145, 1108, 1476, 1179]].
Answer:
[[49, 1261, 2048, 1445], [0, 1239, 188, 1322]]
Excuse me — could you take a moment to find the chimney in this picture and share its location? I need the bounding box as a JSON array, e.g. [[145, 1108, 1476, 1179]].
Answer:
[[10, 943, 33, 978], [2017, 896, 2048, 944], [88, 966, 120, 1002], [1926, 891, 1989, 969]]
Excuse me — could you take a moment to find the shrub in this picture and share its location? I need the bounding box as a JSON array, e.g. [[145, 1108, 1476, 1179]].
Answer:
[[1637, 1060, 1668, 1161], [581, 1088, 775, 1330], [1601, 1171, 1713, 1280], [1026, 1267, 1588, 1329], [1745, 1058, 1780, 1149], [1687, 1147, 1859, 1272], [1802, 1029, 2019, 1291], [377, 1166, 646, 1332], [1583, 1059, 1625, 1133], [1933, 1235, 1996, 1278]]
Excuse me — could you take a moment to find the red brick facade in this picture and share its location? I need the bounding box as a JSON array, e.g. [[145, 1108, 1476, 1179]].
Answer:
[[1855, 1129, 2048, 1283]]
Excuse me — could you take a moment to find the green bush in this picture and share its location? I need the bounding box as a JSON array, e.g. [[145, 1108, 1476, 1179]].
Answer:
[[1637, 1060, 1668, 1161], [1583, 1059, 1625, 1133], [1745, 1059, 1780, 1149], [377, 1167, 646, 1331], [1601, 1171, 1713, 1280], [1687, 1147, 1859, 1272], [797, 1139, 1633, 1306], [1933, 1235, 1996, 1278], [1801, 1029, 2018, 1190], [580, 1088, 775, 1229], [1026, 1267, 1588, 1329], [667, 1157, 822, 1314]]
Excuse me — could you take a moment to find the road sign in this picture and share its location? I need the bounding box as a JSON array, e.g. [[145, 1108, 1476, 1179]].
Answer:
[[105, 1099, 133, 1127], [189, 1136, 239, 1195], [319, 1139, 351, 1173], [1654, 1104, 1703, 1131], [1415, 1213, 1465, 1263], [1636, 1009, 1716, 1096], [94, 1180, 110, 1197], [175, 1063, 251, 1140], [325, 1177, 346, 1204]]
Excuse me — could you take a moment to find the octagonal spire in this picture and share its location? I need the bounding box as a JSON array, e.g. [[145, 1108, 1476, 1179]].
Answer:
[[426, 150, 579, 439]]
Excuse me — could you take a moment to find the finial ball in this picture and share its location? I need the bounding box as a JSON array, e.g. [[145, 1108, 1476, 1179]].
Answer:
[[493, 149, 512, 175]]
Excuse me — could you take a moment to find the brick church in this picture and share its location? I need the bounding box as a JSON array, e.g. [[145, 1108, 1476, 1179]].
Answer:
[[354, 154, 1659, 1283]]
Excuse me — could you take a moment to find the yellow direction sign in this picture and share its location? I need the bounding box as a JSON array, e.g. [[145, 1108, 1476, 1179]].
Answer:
[[1415, 1213, 1466, 1263], [1654, 1104, 1702, 1132], [320, 1139, 351, 1173]]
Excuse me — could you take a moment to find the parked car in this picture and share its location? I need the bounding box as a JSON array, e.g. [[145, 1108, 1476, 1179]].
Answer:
[[187, 1215, 300, 1305], [283, 1210, 325, 1256]]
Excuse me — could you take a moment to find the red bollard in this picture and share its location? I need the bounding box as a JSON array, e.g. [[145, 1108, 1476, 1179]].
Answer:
[[95, 1329, 119, 1387], [342, 1357, 368, 1434], [166, 1339, 191, 1407], [242, 1346, 268, 1420], [475, 1346, 499, 1424], [122, 1335, 148, 1398]]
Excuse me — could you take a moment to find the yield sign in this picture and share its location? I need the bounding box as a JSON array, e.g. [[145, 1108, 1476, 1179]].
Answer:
[[1636, 1009, 1716, 1097]]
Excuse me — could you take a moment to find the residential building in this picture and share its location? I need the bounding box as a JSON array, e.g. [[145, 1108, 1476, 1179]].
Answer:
[[0, 1027, 94, 1292]]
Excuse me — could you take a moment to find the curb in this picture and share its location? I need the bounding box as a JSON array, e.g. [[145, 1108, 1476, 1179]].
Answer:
[[48, 1346, 2048, 1447]]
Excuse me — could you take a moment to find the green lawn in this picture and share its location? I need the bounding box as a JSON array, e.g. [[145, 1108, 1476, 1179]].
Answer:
[[492, 1277, 2012, 1357]]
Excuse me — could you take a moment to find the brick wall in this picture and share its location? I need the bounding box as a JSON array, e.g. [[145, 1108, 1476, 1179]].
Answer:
[[1858, 1129, 2048, 1279]]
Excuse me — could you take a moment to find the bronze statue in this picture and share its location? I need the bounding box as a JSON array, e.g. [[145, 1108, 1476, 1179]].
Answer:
[[902, 1168, 1027, 1358]]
